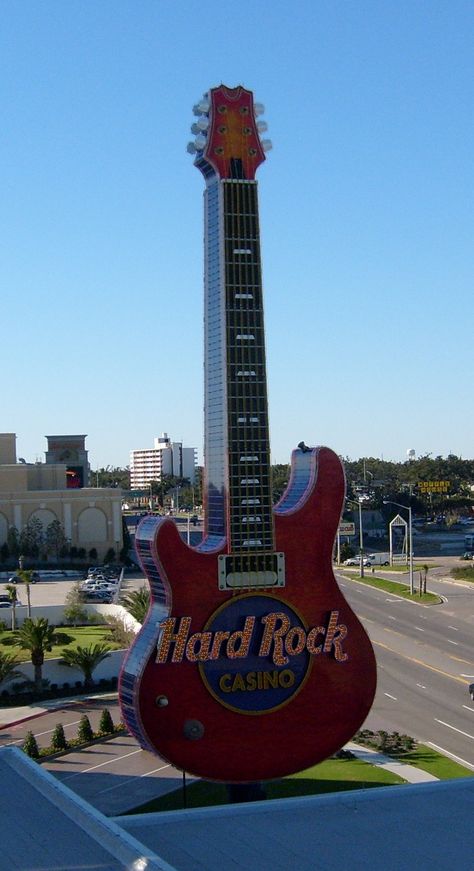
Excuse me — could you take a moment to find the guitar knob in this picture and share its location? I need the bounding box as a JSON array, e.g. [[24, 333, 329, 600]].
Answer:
[[183, 719, 204, 740]]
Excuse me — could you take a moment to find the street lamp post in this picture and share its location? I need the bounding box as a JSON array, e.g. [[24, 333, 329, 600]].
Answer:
[[383, 500, 413, 595], [347, 498, 364, 578]]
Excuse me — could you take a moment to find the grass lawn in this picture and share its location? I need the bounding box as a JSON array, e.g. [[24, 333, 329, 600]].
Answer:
[[451, 566, 474, 583], [342, 574, 441, 604], [124, 756, 405, 815], [395, 744, 474, 779], [0, 625, 120, 662]]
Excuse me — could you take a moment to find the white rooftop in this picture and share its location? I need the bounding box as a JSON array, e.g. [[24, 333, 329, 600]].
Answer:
[[2, 745, 474, 870]]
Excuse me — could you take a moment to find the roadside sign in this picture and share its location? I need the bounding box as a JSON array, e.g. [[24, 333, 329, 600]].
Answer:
[[339, 522, 356, 536], [417, 480, 450, 493]]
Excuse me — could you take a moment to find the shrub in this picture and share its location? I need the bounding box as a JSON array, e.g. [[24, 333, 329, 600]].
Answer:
[[99, 708, 114, 734], [353, 728, 415, 755], [23, 731, 39, 759], [51, 723, 68, 751], [77, 714, 93, 743], [75, 680, 83, 689], [62, 682, 70, 690]]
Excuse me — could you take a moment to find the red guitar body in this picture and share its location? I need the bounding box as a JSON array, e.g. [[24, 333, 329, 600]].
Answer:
[[119, 446, 376, 782]]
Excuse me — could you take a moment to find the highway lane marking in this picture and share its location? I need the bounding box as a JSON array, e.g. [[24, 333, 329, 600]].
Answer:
[[448, 626, 459, 631], [97, 762, 172, 795], [460, 674, 474, 678], [63, 747, 143, 779], [414, 626, 425, 632], [384, 693, 397, 701], [416, 683, 427, 689], [462, 706, 474, 713], [427, 742, 474, 771], [434, 719, 474, 741], [383, 627, 404, 637], [373, 641, 468, 685], [447, 640, 459, 645], [388, 615, 397, 621]]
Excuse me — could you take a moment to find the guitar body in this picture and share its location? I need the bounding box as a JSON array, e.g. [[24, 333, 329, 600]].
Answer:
[[119, 446, 376, 782]]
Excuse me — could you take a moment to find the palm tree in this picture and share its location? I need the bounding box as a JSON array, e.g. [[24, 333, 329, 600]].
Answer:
[[14, 617, 59, 692], [120, 587, 150, 624], [0, 651, 24, 689], [5, 584, 19, 631], [60, 643, 111, 689], [17, 569, 33, 618]]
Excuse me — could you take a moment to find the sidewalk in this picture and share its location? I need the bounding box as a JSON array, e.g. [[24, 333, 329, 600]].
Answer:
[[345, 741, 438, 782]]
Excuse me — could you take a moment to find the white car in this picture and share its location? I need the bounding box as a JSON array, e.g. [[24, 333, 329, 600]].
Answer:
[[343, 558, 360, 566]]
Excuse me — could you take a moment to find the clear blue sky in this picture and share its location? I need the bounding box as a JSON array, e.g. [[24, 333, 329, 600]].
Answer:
[[2, 1, 473, 470]]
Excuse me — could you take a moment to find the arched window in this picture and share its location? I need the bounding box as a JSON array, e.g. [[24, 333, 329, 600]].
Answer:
[[77, 507, 107, 543]]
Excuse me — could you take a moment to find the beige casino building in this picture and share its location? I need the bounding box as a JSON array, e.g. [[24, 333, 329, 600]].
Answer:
[[0, 433, 123, 560]]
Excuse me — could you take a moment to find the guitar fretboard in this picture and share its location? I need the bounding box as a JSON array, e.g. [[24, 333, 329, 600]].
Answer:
[[203, 176, 274, 555]]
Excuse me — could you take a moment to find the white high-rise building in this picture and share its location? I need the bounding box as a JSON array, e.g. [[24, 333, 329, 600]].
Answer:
[[129, 433, 197, 489]]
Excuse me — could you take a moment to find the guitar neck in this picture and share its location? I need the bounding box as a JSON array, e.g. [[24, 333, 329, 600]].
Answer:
[[204, 176, 274, 553]]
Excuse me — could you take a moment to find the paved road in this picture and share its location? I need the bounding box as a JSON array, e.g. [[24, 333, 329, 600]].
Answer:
[[339, 572, 474, 770]]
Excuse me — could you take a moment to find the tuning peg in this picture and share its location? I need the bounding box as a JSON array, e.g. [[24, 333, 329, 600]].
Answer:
[[254, 102, 265, 116], [196, 115, 209, 131], [187, 142, 197, 154], [257, 120, 268, 134], [261, 139, 272, 152], [193, 97, 210, 116], [194, 133, 207, 151]]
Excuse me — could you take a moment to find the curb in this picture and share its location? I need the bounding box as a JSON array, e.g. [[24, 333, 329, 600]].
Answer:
[[0, 692, 119, 731]]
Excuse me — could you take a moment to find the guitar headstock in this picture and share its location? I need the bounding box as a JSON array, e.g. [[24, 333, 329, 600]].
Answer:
[[187, 85, 272, 180]]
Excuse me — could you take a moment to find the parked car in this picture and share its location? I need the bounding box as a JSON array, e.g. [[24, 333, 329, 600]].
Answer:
[[8, 572, 40, 584], [343, 558, 360, 566], [0, 594, 23, 607], [460, 552, 473, 560], [81, 591, 113, 603]]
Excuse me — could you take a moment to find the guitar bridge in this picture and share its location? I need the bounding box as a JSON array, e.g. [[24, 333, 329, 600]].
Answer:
[[218, 552, 285, 590]]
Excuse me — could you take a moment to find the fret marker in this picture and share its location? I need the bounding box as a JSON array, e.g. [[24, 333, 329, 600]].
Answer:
[[233, 248, 252, 254], [241, 478, 259, 484], [240, 456, 258, 462], [235, 293, 253, 299], [237, 371, 256, 377], [236, 334, 255, 341], [242, 498, 260, 505]]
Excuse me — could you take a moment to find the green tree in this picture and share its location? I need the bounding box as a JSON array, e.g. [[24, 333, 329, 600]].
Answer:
[[99, 708, 114, 734], [0, 651, 24, 689], [92, 466, 130, 489], [60, 643, 111, 689], [51, 722, 68, 751], [5, 584, 19, 631], [63, 582, 88, 627], [7, 526, 20, 559], [89, 547, 98, 563], [120, 587, 150, 624], [23, 730, 39, 759], [19, 517, 44, 559], [45, 519, 68, 560], [77, 714, 93, 743], [0, 542, 9, 564], [14, 617, 60, 693]]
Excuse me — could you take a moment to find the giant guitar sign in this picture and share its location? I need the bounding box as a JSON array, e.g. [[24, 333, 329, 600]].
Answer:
[[119, 85, 377, 783]]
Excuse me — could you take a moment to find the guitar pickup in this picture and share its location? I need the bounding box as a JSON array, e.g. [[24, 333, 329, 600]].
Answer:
[[218, 552, 285, 590]]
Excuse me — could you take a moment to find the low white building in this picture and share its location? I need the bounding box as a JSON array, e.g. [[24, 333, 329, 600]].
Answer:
[[130, 432, 197, 488]]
